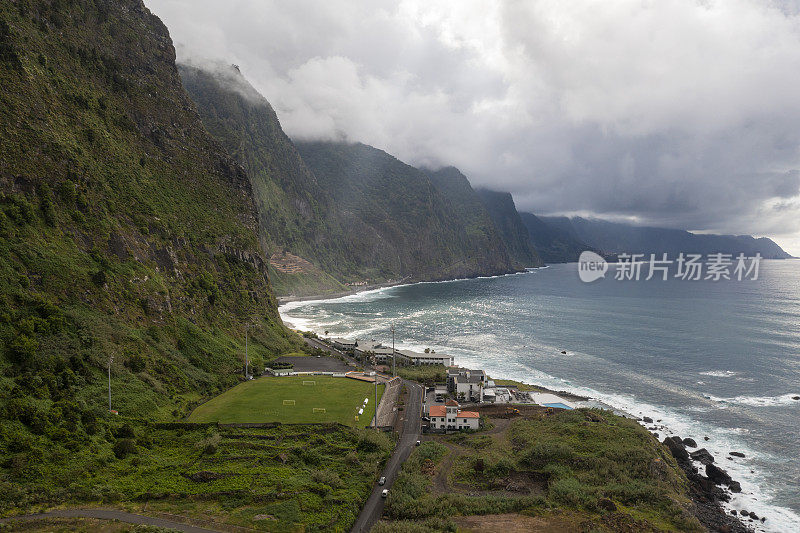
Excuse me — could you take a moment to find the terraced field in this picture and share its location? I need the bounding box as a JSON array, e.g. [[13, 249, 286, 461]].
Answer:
[[61, 423, 394, 532]]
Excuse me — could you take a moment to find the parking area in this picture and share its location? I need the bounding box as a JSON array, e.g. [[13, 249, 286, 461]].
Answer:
[[274, 355, 353, 373]]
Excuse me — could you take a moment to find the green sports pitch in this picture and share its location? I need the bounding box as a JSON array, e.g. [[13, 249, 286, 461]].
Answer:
[[187, 375, 385, 426]]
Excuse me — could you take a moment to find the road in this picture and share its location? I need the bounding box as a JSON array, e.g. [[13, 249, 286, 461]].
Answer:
[[350, 379, 423, 533], [0, 509, 225, 532]]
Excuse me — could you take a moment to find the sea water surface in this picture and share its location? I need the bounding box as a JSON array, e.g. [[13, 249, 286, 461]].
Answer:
[[280, 261, 800, 531]]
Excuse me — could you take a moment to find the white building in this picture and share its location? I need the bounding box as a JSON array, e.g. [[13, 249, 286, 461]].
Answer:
[[331, 338, 357, 352], [396, 349, 454, 366], [428, 400, 479, 430], [447, 368, 487, 402]]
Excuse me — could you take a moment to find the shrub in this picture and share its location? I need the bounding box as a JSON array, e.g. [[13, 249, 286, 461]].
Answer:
[[113, 438, 137, 459], [521, 441, 575, 469]]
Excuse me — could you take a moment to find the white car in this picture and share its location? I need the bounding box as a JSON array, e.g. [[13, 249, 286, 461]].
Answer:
[[381, 489, 389, 498], [378, 476, 386, 485]]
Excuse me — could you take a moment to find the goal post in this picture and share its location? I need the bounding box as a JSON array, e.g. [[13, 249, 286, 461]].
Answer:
[[303, 380, 316, 386], [282, 399, 296, 405]]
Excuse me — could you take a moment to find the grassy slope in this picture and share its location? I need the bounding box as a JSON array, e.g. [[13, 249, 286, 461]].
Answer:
[[188, 375, 385, 427], [0, 0, 303, 512], [381, 409, 702, 532]]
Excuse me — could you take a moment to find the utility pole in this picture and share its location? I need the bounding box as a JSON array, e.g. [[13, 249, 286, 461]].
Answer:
[[245, 325, 250, 378], [391, 323, 396, 377], [108, 354, 114, 412]]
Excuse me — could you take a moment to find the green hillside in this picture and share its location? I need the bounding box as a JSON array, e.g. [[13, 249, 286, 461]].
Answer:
[[0, 0, 301, 509]]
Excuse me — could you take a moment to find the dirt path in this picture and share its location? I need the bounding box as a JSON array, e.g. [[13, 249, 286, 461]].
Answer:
[[0, 509, 234, 532]]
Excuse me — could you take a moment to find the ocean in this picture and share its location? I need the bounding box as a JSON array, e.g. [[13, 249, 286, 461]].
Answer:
[[279, 260, 800, 531]]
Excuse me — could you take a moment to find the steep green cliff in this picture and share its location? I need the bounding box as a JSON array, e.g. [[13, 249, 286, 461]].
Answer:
[[178, 64, 348, 296], [296, 141, 521, 282], [475, 189, 543, 267], [424, 166, 518, 270], [0, 0, 299, 504]]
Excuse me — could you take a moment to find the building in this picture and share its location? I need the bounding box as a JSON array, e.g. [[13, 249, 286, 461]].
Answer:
[[396, 349, 454, 366], [331, 338, 357, 352], [428, 400, 480, 430], [447, 368, 487, 402]]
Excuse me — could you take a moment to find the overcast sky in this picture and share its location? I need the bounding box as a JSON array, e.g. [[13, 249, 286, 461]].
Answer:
[[146, 0, 800, 254]]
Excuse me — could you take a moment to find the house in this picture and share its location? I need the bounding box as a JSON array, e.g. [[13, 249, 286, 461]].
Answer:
[[396, 349, 454, 366], [447, 368, 487, 402], [434, 384, 448, 401], [331, 338, 357, 352], [428, 400, 480, 430]]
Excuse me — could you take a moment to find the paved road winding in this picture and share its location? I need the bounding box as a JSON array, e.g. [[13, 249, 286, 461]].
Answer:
[[0, 509, 224, 532], [350, 379, 423, 533]]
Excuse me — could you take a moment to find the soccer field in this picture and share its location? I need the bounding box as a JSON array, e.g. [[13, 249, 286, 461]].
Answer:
[[188, 375, 385, 426]]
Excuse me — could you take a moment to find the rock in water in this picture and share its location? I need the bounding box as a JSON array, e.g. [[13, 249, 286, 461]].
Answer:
[[729, 451, 745, 458], [690, 448, 715, 465], [792, 396, 799, 400], [729, 481, 742, 493], [682, 437, 698, 448], [643, 416, 653, 423]]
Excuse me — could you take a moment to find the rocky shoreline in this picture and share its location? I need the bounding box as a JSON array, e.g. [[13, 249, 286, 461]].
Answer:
[[657, 430, 763, 532]]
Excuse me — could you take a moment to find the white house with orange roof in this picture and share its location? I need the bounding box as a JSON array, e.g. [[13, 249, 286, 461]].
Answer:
[[428, 399, 480, 430]]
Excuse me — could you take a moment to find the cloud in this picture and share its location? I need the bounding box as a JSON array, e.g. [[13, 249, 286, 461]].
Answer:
[[145, 0, 800, 253]]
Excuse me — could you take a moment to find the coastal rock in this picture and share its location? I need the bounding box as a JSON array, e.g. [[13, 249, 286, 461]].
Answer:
[[792, 396, 799, 400], [740, 510, 748, 516], [729, 451, 745, 458], [683, 437, 698, 448], [691, 448, 715, 465], [643, 416, 653, 423], [730, 510, 737, 515], [706, 464, 734, 486], [663, 437, 690, 463], [729, 481, 742, 493], [748, 512, 758, 520], [560, 350, 567, 354], [704, 436, 710, 441]]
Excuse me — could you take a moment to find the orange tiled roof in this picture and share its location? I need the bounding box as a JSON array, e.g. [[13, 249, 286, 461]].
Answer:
[[445, 399, 460, 406], [458, 411, 480, 418], [429, 405, 446, 417]]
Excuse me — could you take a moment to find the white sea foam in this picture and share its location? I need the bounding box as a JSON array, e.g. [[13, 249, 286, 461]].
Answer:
[[700, 370, 740, 377], [707, 393, 800, 407]]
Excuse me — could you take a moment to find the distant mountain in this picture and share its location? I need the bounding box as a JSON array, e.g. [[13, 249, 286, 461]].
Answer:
[[295, 142, 521, 282], [475, 190, 543, 267], [540, 216, 792, 259], [519, 212, 598, 263]]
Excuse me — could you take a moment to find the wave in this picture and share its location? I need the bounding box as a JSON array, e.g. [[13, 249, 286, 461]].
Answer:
[[706, 393, 800, 407], [699, 370, 740, 378]]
